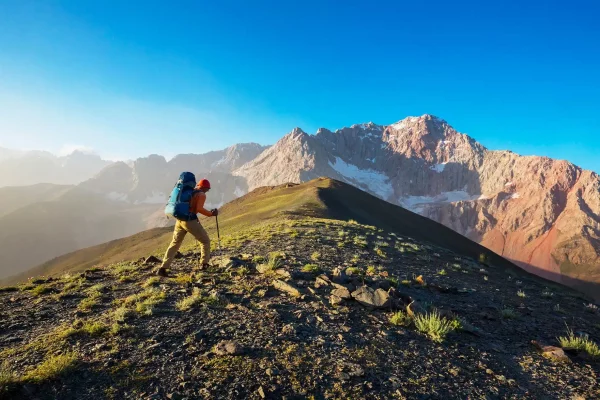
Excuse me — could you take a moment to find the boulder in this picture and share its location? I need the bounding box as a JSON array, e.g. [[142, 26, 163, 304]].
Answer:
[[273, 280, 302, 298], [214, 340, 245, 356], [331, 287, 352, 300], [351, 286, 391, 309], [329, 295, 344, 306], [315, 275, 332, 288], [532, 341, 570, 362]]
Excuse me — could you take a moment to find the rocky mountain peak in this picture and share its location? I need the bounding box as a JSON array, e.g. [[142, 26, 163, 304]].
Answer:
[[288, 127, 309, 138]]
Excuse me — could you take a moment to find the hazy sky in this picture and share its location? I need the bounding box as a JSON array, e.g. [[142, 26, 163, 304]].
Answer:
[[0, 0, 599, 171]]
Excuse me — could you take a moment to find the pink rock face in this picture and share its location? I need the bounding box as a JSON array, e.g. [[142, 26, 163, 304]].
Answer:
[[234, 115, 600, 298]]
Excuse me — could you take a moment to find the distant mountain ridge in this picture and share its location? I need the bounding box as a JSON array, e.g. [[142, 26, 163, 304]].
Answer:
[[0, 148, 112, 187], [0, 143, 269, 281], [2, 116, 599, 298], [80, 143, 268, 207]]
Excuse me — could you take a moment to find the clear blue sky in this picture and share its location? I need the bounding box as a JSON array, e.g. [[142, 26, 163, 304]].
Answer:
[[0, 1, 598, 171]]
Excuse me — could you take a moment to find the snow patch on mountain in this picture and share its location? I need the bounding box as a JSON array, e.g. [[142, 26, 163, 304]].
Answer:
[[430, 163, 447, 173], [400, 191, 487, 213], [328, 157, 393, 200]]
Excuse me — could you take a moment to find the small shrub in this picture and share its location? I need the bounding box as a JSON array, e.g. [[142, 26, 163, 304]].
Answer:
[[112, 306, 133, 323], [437, 269, 447, 276], [113, 262, 137, 276], [366, 265, 377, 276], [302, 264, 321, 274], [557, 328, 600, 358], [253, 255, 266, 264], [87, 284, 105, 295], [517, 290, 526, 298], [82, 321, 108, 336], [172, 274, 193, 285], [389, 311, 411, 326], [110, 322, 133, 336], [501, 308, 518, 319], [176, 288, 203, 311], [78, 297, 99, 312], [414, 311, 458, 342], [375, 247, 386, 258], [61, 320, 107, 338], [237, 266, 250, 276], [387, 277, 399, 287], [0, 361, 17, 386], [346, 267, 362, 276], [31, 284, 53, 296], [353, 236, 368, 248], [123, 288, 166, 315], [311, 252, 321, 261], [541, 290, 554, 298], [401, 280, 411, 286], [269, 251, 285, 261], [142, 277, 161, 288], [22, 353, 78, 383]]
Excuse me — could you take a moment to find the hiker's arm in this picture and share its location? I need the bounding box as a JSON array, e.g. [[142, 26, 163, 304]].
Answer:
[[195, 193, 214, 217]]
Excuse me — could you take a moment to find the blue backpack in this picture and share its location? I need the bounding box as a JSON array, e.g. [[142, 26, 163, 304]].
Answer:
[[165, 172, 198, 220]]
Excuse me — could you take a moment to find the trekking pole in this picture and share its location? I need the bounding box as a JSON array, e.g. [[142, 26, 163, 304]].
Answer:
[[215, 215, 222, 252]]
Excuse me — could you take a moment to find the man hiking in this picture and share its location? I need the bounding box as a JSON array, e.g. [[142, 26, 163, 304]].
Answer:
[[156, 176, 218, 277]]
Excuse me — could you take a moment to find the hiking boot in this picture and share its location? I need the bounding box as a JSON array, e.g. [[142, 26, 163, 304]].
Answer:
[[154, 267, 168, 277]]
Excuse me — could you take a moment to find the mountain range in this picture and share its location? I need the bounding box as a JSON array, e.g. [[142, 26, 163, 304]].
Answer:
[[1, 115, 598, 299], [0, 148, 112, 187]]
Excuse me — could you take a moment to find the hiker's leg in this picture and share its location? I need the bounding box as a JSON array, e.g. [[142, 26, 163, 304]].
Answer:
[[160, 221, 187, 269], [184, 220, 211, 265]]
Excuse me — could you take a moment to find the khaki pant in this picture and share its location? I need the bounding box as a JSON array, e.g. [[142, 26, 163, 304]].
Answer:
[[161, 219, 210, 268]]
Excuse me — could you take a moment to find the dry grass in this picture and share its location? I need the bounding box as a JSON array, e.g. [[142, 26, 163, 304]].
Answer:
[[558, 328, 600, 358]]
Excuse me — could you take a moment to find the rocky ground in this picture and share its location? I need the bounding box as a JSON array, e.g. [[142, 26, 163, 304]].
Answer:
[[1, 218, 599, 399]]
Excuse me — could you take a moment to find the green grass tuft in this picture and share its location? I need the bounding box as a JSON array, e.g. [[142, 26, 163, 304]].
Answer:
[[389, 311, 412, 326], [31, 284, 53, 296], [22, 352, 78, 383], [0, 361, 16, 387], [414, 311, 459, 342], [302, 264, 321, 274], [557, 328, 600, 358], [142, 277, 161, 288], [77, 297, 100, 312]]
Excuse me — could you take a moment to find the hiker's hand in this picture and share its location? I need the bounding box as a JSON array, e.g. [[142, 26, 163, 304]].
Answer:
[[211, 208, 219, 216]]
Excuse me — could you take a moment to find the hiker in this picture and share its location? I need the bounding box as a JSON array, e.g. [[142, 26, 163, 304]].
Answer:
[[156, 175, 218, 277]]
